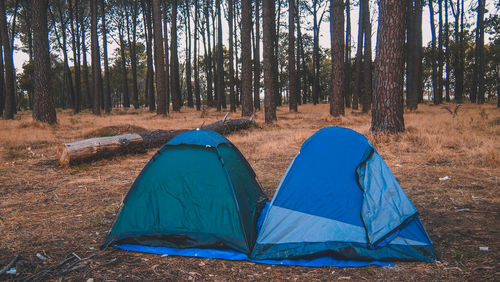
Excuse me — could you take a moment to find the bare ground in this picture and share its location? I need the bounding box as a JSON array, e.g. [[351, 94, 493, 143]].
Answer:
[[0, 103, 499, 281]]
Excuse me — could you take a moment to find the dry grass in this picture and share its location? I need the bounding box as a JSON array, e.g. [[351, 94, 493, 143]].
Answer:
[[0, 102, 498, 280]]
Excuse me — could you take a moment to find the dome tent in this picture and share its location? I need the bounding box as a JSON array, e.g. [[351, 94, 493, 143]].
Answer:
[[251, 127, 438, 262], [102, 129, 267, 254]]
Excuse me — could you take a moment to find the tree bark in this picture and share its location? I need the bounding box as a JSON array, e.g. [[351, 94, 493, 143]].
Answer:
[[263, 0, 277, 123], [143, 0, 155, 111], [429, 0, 438, 104], [227, 0, 236, 112], [330, 0, 344, 116], [57, 118, 256, 167], [118, 17, 130, 108], [241, 0, 253, 116], [101, 0, 111, 113], [216, 0, 224, 112], [436, 0, 444, 105], [444, 0, 450, 102], [81, 15, 92, 109], [152, 0, 167, 115], [406, 0, 422, 110], [91, 0, 102, 114], [352, 1, 363, 110], [371, 0, 406, 133], [344, 0, 351, 108], [473, 0, 486, 104], [254, 0, 261, 110], [32, 0, 56, 124], [163, 0, 170, 113], [0, 1, 16, 119], [288, 0, 298, 112], [361, 0, 372, 113], [0, 35, 4, 116], [185, 1, 194, 108], [194, 0, 201, 110], [171, 0, 182, 111], [69, 0, 81, 113], [204, 0, 214, 106]]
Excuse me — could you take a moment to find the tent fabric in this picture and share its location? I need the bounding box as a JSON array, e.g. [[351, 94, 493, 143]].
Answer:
[[102, 129, 267, 254], [251, 127, 437, 262], [114, 202, 393, 267]]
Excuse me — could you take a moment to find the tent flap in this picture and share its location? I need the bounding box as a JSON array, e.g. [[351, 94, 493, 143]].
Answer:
[[357, 149, 418, 249]]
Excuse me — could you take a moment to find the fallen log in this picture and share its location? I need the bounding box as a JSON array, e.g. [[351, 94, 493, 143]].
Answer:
[[57, 118, 255, 167]]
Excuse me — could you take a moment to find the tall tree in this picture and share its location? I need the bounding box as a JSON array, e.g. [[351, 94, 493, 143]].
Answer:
[[69, 0, 81, 113], [227, 0, 236, 112], [352, 1, 363, 110], [32, 0, 56, 123], [204, 0, 213, 106], [142, 0, 155, 111], [171, 0, 181, 111], [0, 34, 4, 115], [371, 0, 406, 133], [126, 1, 139, 109], [429, 0, 438, 104], [152, 0, 167, 114], [101, 0, 111, 113], [117, 13, 130, 108], [263, 0, 277, 122], [163, 0, 170, 112], [472, 0, 486, 104], [436, 0, 444, 104], [450, 0, 463, 102], [194, 0, 201, 110], [406, 0, 423, 110], [444, 0, 450, 102], [330, 0, 344, 116], [91, 0, 102, 114], [361, 0, 372, 112], [307, 0, 328, 104], [288, 0, 298, 112], [216, 0, 224, 111], [0, 0, 16, 119], [253, 0, 261, 110], [344, 0, 351, 108], [241, 0, 253, 116], [81, 7, 92, 108], [184, 0, 194, 108]]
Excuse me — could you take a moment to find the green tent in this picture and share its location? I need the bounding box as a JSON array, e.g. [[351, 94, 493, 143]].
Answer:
[[102, 129, 267, 254]]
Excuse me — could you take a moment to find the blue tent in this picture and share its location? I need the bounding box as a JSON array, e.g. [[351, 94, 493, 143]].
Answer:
[[251, 127, 438, 262]]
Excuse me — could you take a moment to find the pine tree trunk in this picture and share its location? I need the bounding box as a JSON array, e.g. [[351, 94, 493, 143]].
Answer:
[[204, 0, 213, 107], [69, 0, 81, 113], [406, 0, 420, 110], [473, 0, 486, 104], [263, 0, 277, 123], [371, 0, 405, 133], [0, 37, 4, 115], [216, 0, 224, 112], [91, 0, 101, 114], [436, 0, 443, 105], [429, 0, 438, 104], [32, 0, 56, 124], [444, 0, 450, 102], [241, 0, 253, 116], [344, 0, 351, 108], [312, 1, 320, 105], [163, 0, 170, 113], [81, 21, 92, 109], [330, 0, 344, 116], [171, 0, 182, 111], [194, 0, 201, 110], [288, 0, 297, 112], [118, 19, 130, 108], [228, 0, 236, 112], [101, 0, 111, 113], [152, 0, 167, 115], [253, 0, 261, 110], [361, 0, 372, 113], [352, 3, 363, 110], [143, 0, 155, 111], [185, 2, 194, 108], [0, 1, 16, 119]]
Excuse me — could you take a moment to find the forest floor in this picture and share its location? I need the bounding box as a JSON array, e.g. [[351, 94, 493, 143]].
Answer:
[[0, 103, 499, 280]]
